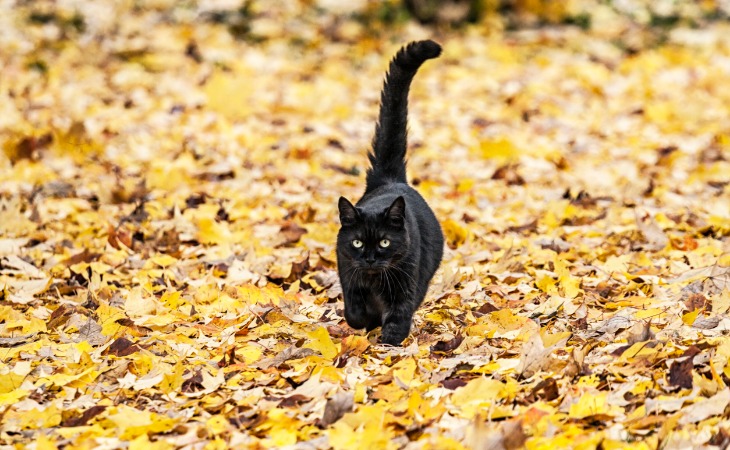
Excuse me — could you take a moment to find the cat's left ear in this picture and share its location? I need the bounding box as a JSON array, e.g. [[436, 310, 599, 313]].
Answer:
[[385, 196, 406, 228], [338, 197, 359, 226]]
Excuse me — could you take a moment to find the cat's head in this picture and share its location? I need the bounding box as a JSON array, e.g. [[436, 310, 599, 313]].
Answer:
[[337, 196, 408, 271]]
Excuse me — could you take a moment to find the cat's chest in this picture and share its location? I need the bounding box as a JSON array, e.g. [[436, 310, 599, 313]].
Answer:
[[356, 273, 400, 304]]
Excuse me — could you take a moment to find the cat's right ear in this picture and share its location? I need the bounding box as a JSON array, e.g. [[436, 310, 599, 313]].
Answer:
[[338, 197, 359, 226]]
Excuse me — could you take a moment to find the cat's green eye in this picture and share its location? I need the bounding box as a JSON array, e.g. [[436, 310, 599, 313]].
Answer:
[[352, 239, 363, 248], [379, 239, 390, 248]]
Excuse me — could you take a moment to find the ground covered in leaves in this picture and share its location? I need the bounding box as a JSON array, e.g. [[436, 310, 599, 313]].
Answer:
[[1, 1, 730, 449]]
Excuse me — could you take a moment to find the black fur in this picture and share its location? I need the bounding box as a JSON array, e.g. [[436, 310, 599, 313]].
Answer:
[[337, 40, 444, 346]]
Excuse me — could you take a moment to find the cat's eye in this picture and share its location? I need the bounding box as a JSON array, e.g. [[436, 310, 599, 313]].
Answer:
[[379, 239, 390, 248], [352, 239, 363, 248]]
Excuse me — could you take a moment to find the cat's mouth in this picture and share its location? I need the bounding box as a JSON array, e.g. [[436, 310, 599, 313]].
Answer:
[[362, 266, 385, 274]]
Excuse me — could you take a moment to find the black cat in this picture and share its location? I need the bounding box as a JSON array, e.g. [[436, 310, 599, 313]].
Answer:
[[336, 40, 444, 346]]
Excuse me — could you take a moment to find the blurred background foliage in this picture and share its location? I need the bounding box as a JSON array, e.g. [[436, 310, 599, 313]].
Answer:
[[17, 0, 730, 48]]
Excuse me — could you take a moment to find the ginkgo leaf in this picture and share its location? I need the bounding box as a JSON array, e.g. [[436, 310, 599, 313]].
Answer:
[[303, 326, 338, 360]]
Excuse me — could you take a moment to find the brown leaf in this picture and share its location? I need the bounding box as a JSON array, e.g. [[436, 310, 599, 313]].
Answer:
[[181, 369, 204, 393], [441, 378, 469, 390], [668, 357, 693, 389], [103, 337, 141, 357], [8, 133, 53, 163], [527, 377, 559, 402], [571, 316, 588, 331], [491, 164, 525, 185], [254, 345, 315, 370], [506, 219, 537, 234], [626, 321, 655, 344], [279, 394, 310, 408], [430, 334, 464, 355], [319, 390, 354, 427], [611, 344, 631, 357], [476, 302, 499, 315], [286, 251, 310, 282], [61, 405, 107, 427], [672, 235, 699, 251], [682, 345, 702, 359], [217, 346, 238, 368], [335, 335, 370, 365], [684, 293, 710, 314], [280, 221, 307, 246], [708, 427, 730, 447], [501, 419, 528, 450], [61, 249, 101, 267], [47, 304, 89, 330], [108, 224, 133, 250]]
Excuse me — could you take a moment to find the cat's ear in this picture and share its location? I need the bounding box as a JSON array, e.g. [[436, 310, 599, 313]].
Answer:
[[385, 196, 406, 228], [338, 197, 359, 226]]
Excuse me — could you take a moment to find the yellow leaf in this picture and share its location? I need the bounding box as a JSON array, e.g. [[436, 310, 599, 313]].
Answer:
[[45, 367, 100, 389], [124, 288, 159, 317], [331, 403, 396, 450], [239, 344, 263, 365], [129, 434, 172, 450], [35, 434, 59, 450], [54, 122, 102, 161], [618, 342, 658, 361], [633, 308, 665, 320], [477, 138, 519, 160], [554, 259, 582, 299], [645, 101, 673, 125], [535, 275, 557, 294], [160, 362, 184, 394], [102, 405, 177, 440], [466, 309, 538, 340], [0, 388, 28, 406], [392, 357, 418, 386], [416, 435, 467, 450], [451, 377, 516, 419], [97, 302, 128, 336], [682, 309, 700, 326], [204, 438, 229, 450], [303, 327, 338, 360], [568, 392, 622, 419], [197, 217, 233, 245], [541, 330, 572, 347], [18, 403, 62, 429], [442, 219, 468, 248], [407, 391, 445, 421], [456, 178, 475, 193], [161, 290, 185, 309], [237, 283, 285, 306], [601, 440, 653, 450], [204, 70, 252, 121], [206, 415, 230, 436], [254, 408, 304, 447], [146, 254, 178, 268]]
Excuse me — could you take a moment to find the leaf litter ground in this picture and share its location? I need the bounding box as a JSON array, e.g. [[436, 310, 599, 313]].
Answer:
[[1, 2, 730, 449]]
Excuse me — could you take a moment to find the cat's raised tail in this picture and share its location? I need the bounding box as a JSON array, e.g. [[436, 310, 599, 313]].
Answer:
[[365, 40, 441, 192]]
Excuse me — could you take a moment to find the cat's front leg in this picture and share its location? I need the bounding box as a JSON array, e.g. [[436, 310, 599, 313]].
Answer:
[[343, 289, 370, 330], [380, 303, 415, 346]]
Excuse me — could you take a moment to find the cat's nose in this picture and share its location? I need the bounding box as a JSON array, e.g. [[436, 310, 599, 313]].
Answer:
[[365, 257, 376, 265]]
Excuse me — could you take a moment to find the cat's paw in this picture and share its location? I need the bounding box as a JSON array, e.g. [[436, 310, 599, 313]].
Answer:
[[380, 330, 408, 346]]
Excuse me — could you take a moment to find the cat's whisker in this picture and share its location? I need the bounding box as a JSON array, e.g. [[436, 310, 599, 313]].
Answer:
[[384, 269, 394, 298], [388, 263, 417, 288], [388, 267, 408, 298]]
